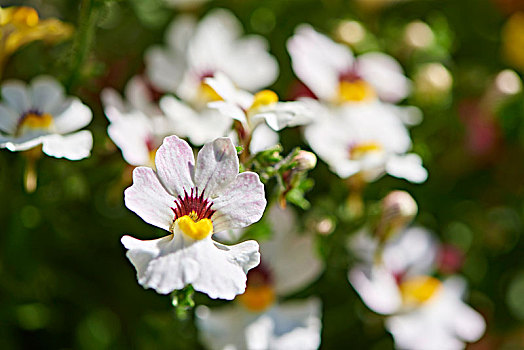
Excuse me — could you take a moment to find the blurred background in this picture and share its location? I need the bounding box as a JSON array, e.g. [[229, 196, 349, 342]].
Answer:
[[1, 0, 524, 348]]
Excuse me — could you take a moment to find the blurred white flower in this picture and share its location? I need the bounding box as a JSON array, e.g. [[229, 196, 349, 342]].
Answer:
[[197, 205, 323, 349], [102, 76, 178, 167], [348, 228, 485, 349], [147, 9, 278, 100], [121, 136, 266, 299], [304, 102, 427, 183], [287, 24, 410, 104], [197, 298, 321, 350], [0, 76, 92, 160]]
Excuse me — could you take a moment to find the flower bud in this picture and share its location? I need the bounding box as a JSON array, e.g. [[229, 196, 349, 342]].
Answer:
[[376, 191, 418, 241], [293, 150, 317, 171]]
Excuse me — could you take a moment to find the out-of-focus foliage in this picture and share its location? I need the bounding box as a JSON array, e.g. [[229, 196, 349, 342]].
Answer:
[[1, 0, 524, 349]]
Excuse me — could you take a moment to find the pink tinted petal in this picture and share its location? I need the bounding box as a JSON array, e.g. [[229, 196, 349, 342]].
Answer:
[[155, 135, 195, 197], [211, 171, 266, 232], [287, 24, 353, 101], [194, 137, 239, 197], [124, 167, 175, 231]]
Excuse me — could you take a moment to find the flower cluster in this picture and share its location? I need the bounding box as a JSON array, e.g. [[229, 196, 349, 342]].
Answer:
[[1, 4, 492, 350]]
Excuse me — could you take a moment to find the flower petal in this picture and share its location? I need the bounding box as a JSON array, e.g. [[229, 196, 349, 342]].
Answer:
[[224, 35, 279, 91], [154, 135, 195, 197], [204, 72, 254, 110], [0, 104, 19, 134], [249, 123, 279, 154], [0, 133, 45, 152], [41, 130, 93, 160], [191, 239, 260, 299], [357, 52, 411, 103], [107, 112, 153, 166], [262, 206, 324, 295], [123, 233, 259, 299], [51, 98, 93, 134], [124, 166, 176, 231], [211, 171, 266, 232], [287, 24, 354, 101], [255, 101, 313, 131], [348, 265, 402, 315], [1, 80, 30, 114], [268, 298, 322, 350], [145, 46, 185, 93], [386, 154, 428, 184], [194, 137, 239, 197], [101, 88, 126, 121], [30, 76, 65, 114]]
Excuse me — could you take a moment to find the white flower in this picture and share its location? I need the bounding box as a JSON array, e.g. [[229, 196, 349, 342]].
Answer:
[[121, 135, 266, 299], [0, 76, 92, 160], [348, 228, 485, 349], [197, 298, 322, 350], [196, 205, 323, 350], [146, 9, 278, 104], [385, 276, 486, 350], [304, 101, 427, 183], [101, 76, 178, 166], [287, 24, 410, 104]]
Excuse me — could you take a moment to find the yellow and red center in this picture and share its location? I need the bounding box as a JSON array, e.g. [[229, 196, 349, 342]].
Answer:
[[337, 69, 375, 103], [399, 275, 442, 307], [237, 264, 276, 312], [198, 71, 223, 102], [16, 109, 54, 135], [170, 188, 216, 240]]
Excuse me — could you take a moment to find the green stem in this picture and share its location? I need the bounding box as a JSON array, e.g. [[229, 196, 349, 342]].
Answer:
[[65, 0, 99, 91]]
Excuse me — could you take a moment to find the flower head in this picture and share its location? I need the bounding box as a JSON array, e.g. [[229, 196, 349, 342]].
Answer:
[[121, 135, 266, 299], [0, 76, 92, 160], [0, 6, 73, 68], [146, 9, 278, 105], [348, 228, 485, 349], [287, 24, 410, 104], [304, 102, 427, 183]]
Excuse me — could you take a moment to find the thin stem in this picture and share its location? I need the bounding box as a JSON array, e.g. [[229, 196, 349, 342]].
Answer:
[[65, 0, 100, 91]]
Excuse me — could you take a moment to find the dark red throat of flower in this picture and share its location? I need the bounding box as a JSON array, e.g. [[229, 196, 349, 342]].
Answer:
[[339, 67, 362, 83], [171, 187, 215, 222]]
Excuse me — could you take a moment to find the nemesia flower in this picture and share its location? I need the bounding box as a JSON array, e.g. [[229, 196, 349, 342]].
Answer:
[[304, 102, 427, 183], [348, 228, 486, 349], [205, 73, 314, 153], [146, 9, 278, 103], [121, 135, 266, 299], [0, 76, 93, 160], [0, 6, 73, 68], [197, 205, 323, 349], [287, 24, 410, 104], [101, 76, 177, 166], [148, 9, 278, 146]]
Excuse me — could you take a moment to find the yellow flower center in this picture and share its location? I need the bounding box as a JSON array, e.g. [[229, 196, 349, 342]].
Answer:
[[338, 80, 375, 103], [17, 112, 54, 134], [237, 284, 276, 312], [175, 215, 213, 240], [199, 81, 223, 102], [349, 141, 383, 160], [249, 90, 278, 112], [399, 276, 442, 306]]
